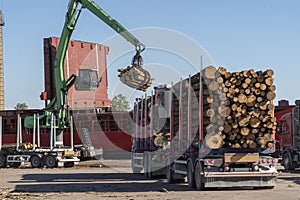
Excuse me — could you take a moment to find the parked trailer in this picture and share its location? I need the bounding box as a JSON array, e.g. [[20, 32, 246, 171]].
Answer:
[[132, 67, 278, 189], [0, 114, 79, 168]]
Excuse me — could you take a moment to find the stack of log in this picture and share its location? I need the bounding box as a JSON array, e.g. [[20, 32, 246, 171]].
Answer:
[[201, 66, 277, 149], [136, 95, 171, 148], [135, 66, 277, 150]]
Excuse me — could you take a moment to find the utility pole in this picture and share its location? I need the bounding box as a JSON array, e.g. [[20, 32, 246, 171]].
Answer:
[[0, 10, 4, 110]]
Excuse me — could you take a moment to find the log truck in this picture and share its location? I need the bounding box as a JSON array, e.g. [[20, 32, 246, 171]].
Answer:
[[0, 0, 151, 168], [132, 67, 278, 190]]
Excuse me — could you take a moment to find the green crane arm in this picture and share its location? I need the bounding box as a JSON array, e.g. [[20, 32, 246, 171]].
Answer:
[[46, 0, 146, 129]]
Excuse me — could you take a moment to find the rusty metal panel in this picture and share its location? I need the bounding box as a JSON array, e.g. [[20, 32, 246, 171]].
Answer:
[[43, 37, 111, 110]]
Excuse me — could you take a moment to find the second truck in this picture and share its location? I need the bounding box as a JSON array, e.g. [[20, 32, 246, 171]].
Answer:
[[0, 0, 151, 168]]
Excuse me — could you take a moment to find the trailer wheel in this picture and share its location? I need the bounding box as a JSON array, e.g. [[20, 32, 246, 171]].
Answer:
[[195, 161, 204, 190], [0, 154, 6, 168], [166, 161, 175, 184], [187, 161, 196, 189], [283, 152, 294, 171], [44, 155, 57, 168], [30, 155, 42, 168]]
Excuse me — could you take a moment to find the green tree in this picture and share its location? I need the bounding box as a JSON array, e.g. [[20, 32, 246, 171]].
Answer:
[[111, 94, 130, 111], [14, 103, 28, 110]]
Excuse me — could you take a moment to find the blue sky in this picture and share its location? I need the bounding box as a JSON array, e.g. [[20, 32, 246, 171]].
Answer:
[[1, 0, 300, 109]]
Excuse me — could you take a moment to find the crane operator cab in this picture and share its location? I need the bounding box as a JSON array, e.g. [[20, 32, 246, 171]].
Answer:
[[75, 68, 100, 91], [118, 45, 153, 92]]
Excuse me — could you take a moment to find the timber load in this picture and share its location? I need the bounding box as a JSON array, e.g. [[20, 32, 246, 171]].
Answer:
[[179, 66, 277, 150], [135, 66, 277, 151]]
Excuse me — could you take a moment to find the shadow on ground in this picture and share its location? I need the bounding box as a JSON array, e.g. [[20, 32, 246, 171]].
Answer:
[[11, 173, 189, 193], [279, 169, 300, 185], [10, 172, 278, 193]]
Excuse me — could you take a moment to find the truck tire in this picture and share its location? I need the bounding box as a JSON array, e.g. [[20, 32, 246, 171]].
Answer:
[[283, 152, 295, 171], [195, 161, 205, 190], [44, 155, 57, 168], [0, 154, 6, 168], [30, 155, 42, 168], [187, 161, 196, 189], [166, 161, 175, 184]]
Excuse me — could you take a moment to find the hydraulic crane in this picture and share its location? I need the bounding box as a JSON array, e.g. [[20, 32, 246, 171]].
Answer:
[[25, 0, 153, 144]]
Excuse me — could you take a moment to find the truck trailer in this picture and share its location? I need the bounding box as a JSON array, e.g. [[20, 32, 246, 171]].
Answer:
[[132, 66, 278, 190], [0, 111, 79, 168], [277, 100, 300, 171]]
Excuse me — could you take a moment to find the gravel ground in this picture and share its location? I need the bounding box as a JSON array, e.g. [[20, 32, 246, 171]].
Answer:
[[0, 160, 300, 200]]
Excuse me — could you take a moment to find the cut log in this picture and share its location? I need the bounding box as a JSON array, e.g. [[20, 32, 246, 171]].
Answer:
[[269, 85, 276, 92], [238, 116, 250, 127], [265, 77, 274, 86], [224, 124, 232, 133], [217, 76, 224, 84], [208, 81, 220, 91], [241, 127, 250, 136], [241, 83, 248, 89], [267, 91, 276, 101], [265, 69, 274, 77], [218, 67, 227, 75], [204, 133, 223, 149], [224, 72, 231, 79], [260, 83, 267, 91], [250, 118, 261, 128], [249, 142, 257, 149], [238, 94, 247, 104], [242, 70, 249, 77], [256, 137, 266, 146], [203, 66, 217, 79]]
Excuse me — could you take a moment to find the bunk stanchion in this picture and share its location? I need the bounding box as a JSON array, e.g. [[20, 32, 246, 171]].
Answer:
[[50, 114, 54, 150], [199, 57, 204, 152], [179, 78, 183, 152], [37, 114, 40, 147], [0, 116, 2, 150], [135, 101, 139, 152], [150, 89, 154, 151], [70, 115, 74, 149], [188, 75, 192, 152], [140, 95, 144, 151], [170, 82, 174, 152], [33, 114, 36, 150], [16, 114, 21, 151], [144, 93, 148, 150], [53, 115, 57, 148]]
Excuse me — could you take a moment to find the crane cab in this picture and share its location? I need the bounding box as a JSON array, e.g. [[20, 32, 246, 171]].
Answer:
[[75, 69, 100, 91]]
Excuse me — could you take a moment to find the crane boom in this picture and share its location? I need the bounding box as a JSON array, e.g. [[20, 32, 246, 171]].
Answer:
[[25, 0, 153, 137]]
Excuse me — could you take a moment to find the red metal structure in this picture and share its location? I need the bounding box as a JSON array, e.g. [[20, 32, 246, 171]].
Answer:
[[42, 37, 111, 110]]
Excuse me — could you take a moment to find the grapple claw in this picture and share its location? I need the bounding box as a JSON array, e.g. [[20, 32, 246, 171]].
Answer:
[[118, 64, 153, 91]]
